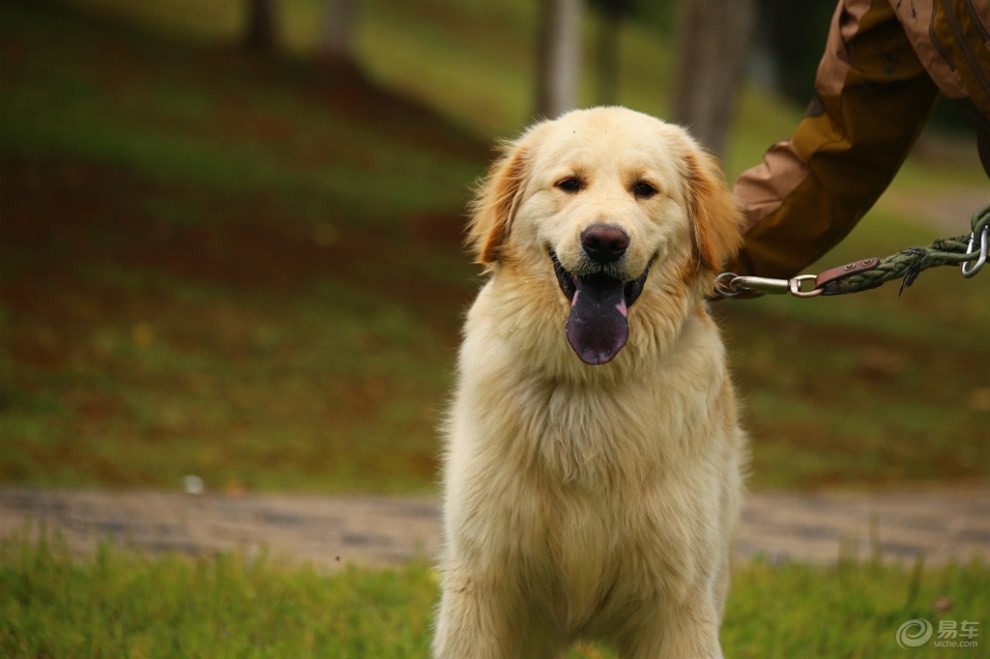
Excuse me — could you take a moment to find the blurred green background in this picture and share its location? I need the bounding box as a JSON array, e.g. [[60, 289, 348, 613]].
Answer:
[[1, 0, 987, 495]]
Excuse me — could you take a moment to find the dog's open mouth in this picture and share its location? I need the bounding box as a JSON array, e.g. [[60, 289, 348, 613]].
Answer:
[[550, 251, 652, 366]]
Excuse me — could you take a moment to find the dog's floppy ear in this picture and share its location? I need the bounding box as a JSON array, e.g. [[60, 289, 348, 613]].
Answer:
[[685, 148, 745, 272], [466, 140, 529, 266]]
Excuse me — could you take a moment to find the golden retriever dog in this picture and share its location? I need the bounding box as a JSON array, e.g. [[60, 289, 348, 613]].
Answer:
[[434, 107, 747, 659]]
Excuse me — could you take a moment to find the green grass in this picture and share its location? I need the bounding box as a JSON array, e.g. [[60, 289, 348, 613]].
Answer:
[[0, 0, 480, 493], [2, 528, 987, 658], [0, 528, 438, 658], [1, 0, 987, 494]]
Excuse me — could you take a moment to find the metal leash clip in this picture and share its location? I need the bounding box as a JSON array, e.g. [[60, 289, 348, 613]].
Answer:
[[714, 272, 822, 298], [961, 221, 988, 278]]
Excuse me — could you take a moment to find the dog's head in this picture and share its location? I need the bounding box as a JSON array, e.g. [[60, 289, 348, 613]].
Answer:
[[467, 107, 743, 366]]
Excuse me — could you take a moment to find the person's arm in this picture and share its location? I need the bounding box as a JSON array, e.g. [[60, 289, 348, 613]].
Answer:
[[731, 0, 939, 278]]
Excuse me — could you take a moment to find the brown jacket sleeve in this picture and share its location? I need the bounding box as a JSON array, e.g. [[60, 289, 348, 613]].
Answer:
[[731, 0, 940, 278]]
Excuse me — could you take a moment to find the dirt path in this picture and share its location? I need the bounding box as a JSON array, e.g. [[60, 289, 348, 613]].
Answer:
[[2, 486, 987, 569]]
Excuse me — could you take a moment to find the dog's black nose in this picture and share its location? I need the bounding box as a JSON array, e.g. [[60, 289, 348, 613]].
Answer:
[[581, 224, 629, 263]]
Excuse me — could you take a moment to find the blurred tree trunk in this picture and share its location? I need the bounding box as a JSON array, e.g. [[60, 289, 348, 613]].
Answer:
[[595, 5, 620, 105], [755, 0, 833, 104], [591, 0, 633, 106], [244, 0, 278, 53], [672, 0, 756, 157], [319, 0, 360, 67], [536, 0, 584, 119]]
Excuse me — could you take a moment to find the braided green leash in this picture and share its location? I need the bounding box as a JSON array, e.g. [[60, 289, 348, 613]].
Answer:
[[716, 204, 989, 299]]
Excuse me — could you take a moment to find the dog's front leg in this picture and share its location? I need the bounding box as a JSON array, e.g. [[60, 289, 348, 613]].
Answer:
[[617, 596, 724, 659], [433, 565, 522, 659]]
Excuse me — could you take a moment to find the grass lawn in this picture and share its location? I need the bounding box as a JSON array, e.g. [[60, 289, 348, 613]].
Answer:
[[1, 1, 987, 496], [2, 528, 987, 659]]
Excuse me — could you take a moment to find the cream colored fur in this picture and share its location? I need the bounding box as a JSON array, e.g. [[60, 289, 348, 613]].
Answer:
[[434, 107, 747, 659]]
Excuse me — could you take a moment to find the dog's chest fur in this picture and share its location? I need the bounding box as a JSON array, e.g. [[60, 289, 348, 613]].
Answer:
[[459, 282, 728, 486]]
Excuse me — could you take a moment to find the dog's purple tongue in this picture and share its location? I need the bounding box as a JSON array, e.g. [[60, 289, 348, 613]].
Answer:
[[566, 273, 629, 365]]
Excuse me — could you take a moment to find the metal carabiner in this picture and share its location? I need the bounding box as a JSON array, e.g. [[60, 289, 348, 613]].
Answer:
[[961, 223, 988, 278], [788, 274, 824, 298]]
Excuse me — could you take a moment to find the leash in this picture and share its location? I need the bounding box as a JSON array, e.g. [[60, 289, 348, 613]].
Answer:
[[715, 204, 989, 299]]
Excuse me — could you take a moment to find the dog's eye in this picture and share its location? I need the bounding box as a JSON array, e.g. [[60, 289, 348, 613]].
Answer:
[[632, 180, 658, 199], [555, 177, 583, 193]]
